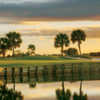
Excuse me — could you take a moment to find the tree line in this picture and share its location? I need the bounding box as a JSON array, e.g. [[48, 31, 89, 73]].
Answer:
[[0, 32, 36, 57], [0, 29, 86, 57], [54, 29, 86, 56], [0, 32, 22, 57]]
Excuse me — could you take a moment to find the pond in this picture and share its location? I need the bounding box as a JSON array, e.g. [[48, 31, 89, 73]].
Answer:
[[0, 63, 100, 100], [7, 81, 100, 100]]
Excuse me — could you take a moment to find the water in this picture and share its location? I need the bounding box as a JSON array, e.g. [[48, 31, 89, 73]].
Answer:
[[1, 63, 100, 100], [7, 81, 100, 100]]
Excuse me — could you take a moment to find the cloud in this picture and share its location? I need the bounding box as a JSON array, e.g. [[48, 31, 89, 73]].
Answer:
[[0, 0, 56, 4], [15, 26, 100, 39], [0, 22, 100, 39], [0, 0, 100, 23]]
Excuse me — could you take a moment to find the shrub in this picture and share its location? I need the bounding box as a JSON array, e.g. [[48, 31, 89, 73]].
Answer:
[[29, 82, 36, 88], [64, 48, 78, 56]]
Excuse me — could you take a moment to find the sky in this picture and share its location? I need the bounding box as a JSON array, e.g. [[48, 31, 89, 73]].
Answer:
[[0, 0, 100, 23], [0, 0, 100, 54]]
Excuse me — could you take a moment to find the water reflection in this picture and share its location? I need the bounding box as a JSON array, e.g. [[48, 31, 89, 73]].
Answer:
[[6, 81, 100, 100], [0, 63, 100, 100], [1, 63, 100, 83]]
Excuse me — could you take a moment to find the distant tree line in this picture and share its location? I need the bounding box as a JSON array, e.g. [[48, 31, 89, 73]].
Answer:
[[89, 52, 100, 56], [0, 29, 86, 57]]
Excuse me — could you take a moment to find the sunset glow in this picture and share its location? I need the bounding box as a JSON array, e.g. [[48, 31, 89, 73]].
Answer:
[[0, 0, 99, 54]]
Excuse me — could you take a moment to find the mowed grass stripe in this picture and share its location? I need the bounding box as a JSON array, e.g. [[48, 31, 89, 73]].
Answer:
[[0, 59, 98, 65]]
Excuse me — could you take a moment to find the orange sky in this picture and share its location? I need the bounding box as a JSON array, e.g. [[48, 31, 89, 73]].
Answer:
[[17, 21, 100, 54], [0, 0, 100, 54], [0, 21, 100, 54]]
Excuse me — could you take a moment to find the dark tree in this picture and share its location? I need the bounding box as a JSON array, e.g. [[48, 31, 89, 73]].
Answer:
[[28, 44, 35, 56], [54, 33, 70, 56], [6, 32, 22, 56], [71, 29, 86, 55], [0, 38, 10, 57]]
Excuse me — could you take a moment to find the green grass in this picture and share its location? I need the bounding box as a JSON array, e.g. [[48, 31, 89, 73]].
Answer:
[[0, 56, 99, 67], [0, 56, 73, 60]]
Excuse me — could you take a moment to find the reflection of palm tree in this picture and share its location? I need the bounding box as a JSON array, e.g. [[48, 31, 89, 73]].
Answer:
[[54, 33, 70, 56], [19, 67, 23, 83], [71, 29, 86, 55], [4, 68, 7, 86], [34, 66, 38, 81], [62, 80, 65, 99], [6, 32, 22, 56], [27, 67, 30, 82], [11, 68, 15, 90], [61, 65, 65, 99], [80, 80, 83, 100], [56, 81, 71, 100]]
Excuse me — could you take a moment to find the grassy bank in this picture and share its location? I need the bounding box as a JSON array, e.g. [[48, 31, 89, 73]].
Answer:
[[0, 55, 99, 67]]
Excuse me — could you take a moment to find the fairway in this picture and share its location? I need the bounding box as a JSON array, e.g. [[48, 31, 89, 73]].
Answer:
[[0, 56, 99, 67]]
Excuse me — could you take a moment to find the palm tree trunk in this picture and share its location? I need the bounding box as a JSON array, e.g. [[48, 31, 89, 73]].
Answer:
[[78, 42, 81, 55], [61, 46, 64, 56], [12, 47, 14, 56], [2, 50, 5, 57]]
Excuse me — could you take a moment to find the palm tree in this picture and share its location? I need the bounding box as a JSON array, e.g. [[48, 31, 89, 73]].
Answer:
[[54, 33, 70, 56], [28, 44, 35, 56], [71, 29, 86, 55], [6, 32, 22, 56], [0, 37, 10, 57]]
